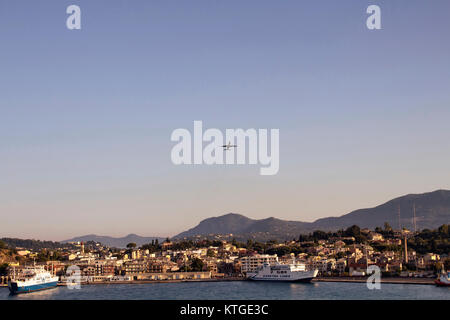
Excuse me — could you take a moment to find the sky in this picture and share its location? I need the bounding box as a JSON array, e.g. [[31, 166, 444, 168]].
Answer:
[[1, 0, 450, 241]]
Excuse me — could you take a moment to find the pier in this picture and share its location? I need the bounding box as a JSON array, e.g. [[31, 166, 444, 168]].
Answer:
[[57, 277, 245, 286], [51, 276, 436, 286]]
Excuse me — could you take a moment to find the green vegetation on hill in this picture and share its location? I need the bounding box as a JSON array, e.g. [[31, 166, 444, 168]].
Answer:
[[408, 225, 449, 255], [0, 244, 21, 266], [167, 224, 449, 257], [140, 239, 224, 252], [0, 238, 75, 251]]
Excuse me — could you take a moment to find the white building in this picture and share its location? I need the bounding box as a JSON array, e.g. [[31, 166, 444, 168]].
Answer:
[[240, 254, 278, 274]]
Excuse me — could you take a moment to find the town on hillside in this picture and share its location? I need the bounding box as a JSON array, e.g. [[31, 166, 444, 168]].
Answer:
[[1, 224, 449, 286]]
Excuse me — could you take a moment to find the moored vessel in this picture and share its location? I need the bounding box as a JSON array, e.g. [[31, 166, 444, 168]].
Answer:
[[247, 262, 318, 282], [8, 266, 59, 294], [435, 272, 450, 287]]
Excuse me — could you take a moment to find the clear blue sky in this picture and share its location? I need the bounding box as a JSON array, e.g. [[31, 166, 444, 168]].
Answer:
[[1, 1, 450, 240]]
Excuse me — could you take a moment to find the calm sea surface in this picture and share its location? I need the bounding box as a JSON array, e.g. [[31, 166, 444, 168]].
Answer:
[[1, 282, 449, 300]]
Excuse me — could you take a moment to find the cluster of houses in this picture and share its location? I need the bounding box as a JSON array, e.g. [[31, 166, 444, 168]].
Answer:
[[1, 231, 446, 285]]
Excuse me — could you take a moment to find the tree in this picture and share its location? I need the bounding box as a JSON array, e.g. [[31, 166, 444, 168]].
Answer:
[[190, 258, 205, 272], [206, 249, 216, 257], [0, 263, 9, 276], [444, 258, 450, 271], [431, 239, 438, 252], [126, 243, 137, 249], [438, 224, 449, 236], [312, 230, 329, 241], [298, 234, 311, 242], [336, 252, 347, 259], [384, 222, 392, 232], [0, 240, 6, 249], [266, 246, 290, 256], [345, 225, 361, 238]]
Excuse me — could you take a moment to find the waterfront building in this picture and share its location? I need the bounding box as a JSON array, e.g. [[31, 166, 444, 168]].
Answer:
[[336, 259, 347, 274], [240, 254, 278, 274], [148, 262, 168, 273], [424, 253, 440, 262], [123, 261, 148, 274], [278, 255, 295, 265], [82, 266, 96, 277], [95, 261, 115, 276]]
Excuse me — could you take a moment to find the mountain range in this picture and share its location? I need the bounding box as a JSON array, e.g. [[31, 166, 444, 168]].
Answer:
[[63, 190, 450, 245], [174, 189, 450, 241]]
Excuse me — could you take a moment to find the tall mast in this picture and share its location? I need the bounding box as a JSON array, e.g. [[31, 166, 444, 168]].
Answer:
[[412, 203, 418, 270]]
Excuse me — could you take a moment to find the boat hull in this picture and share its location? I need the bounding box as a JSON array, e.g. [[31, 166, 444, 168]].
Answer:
[[8, 281, 58, 294], [247, 265, 319, 283], [248, 277, 315, 283], [435, 279, 450, 287]]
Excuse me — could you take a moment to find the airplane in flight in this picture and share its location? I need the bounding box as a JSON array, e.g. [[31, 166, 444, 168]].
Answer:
[[222, 142, 237, 151]]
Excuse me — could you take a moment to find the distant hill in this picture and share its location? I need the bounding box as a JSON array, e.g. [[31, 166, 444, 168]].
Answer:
[[1, 238, 75, 251], [312, 189, 450, 231], [174, 190, 450, 241], [62, 190, 450, 244], [174, 214, 311, 241], [62, 234, 165, 248]]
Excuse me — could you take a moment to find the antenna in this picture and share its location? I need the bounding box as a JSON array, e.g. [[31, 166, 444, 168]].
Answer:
[[413, 203, 417, 233]]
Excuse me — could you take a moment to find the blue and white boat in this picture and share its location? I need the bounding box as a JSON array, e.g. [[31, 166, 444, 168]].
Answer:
[[8, 266, 59, 294], [435, 271, 450, 287]]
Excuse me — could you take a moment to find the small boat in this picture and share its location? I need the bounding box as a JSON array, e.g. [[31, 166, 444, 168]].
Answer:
[[247, 262, 318, 282], [435, 272, 450, 287], [8, 266, 59, 294]]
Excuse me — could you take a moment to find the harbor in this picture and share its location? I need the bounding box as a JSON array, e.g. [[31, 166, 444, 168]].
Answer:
[[1, 280, 449, 300], [0, 276, 440, 287], [1, 222, 448, 296]]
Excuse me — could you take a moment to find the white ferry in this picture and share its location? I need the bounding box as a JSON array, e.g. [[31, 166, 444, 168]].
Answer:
[[8, 266, 59, 294], [435, 272, 450, 287], [247, 262, 318, 282]]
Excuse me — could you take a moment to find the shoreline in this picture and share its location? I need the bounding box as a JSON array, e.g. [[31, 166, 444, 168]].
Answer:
[[314, 276, 435, 285], [1, 276, 437, 287], [57, 277, 245, 286]]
